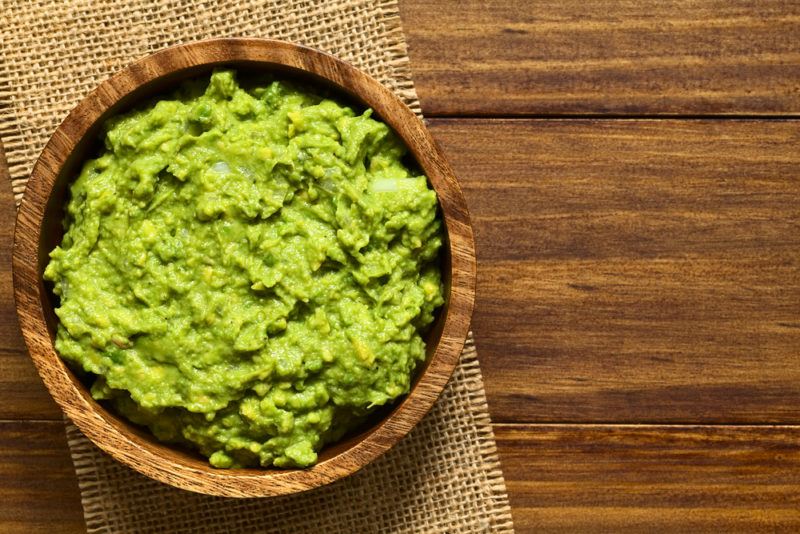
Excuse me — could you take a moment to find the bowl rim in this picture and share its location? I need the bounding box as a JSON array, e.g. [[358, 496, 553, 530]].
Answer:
[[12, 38, 476, 497]]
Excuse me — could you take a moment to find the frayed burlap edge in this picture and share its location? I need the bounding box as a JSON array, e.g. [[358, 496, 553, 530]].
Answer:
[[2, 0, 514, 531], [64, 336, 515, 534]]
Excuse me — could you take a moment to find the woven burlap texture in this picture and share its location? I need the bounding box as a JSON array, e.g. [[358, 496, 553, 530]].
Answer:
[[0, 1, 514, 532]]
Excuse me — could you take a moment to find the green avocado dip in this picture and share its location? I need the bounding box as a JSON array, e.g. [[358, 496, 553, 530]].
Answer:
[[44, 70, 444, 468]]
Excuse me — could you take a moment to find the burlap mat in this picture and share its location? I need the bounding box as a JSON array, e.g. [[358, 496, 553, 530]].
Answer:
[[0, 1, 514, 532]]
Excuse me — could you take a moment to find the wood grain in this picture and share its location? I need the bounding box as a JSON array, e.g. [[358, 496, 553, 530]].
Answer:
[[2, 4, 799, 528], [13, 38, 475, 497], [0, 142, 60, 420], [5, 119, 800, 426], [426, 118, 800, 424], [401, 0, 800, 116], [497, 424, 800, 533], [0, 421, 84, 534], [2, 421, 799, 534]]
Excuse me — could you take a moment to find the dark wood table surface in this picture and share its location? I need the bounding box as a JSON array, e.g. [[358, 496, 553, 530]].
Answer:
[[2, 1, 800, 532]]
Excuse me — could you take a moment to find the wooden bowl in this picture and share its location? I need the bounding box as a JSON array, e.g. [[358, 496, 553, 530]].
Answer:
[[12, 39, 476, 497]]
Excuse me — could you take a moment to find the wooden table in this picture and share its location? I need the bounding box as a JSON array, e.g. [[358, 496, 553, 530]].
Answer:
[[2, 1, 799, 531]]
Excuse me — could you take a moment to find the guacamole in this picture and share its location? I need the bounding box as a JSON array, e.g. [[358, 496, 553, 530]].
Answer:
[[44, 70, 443, 468]]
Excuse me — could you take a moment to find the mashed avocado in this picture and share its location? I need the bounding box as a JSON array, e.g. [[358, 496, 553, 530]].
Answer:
[[44, 70, 443, 468]]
